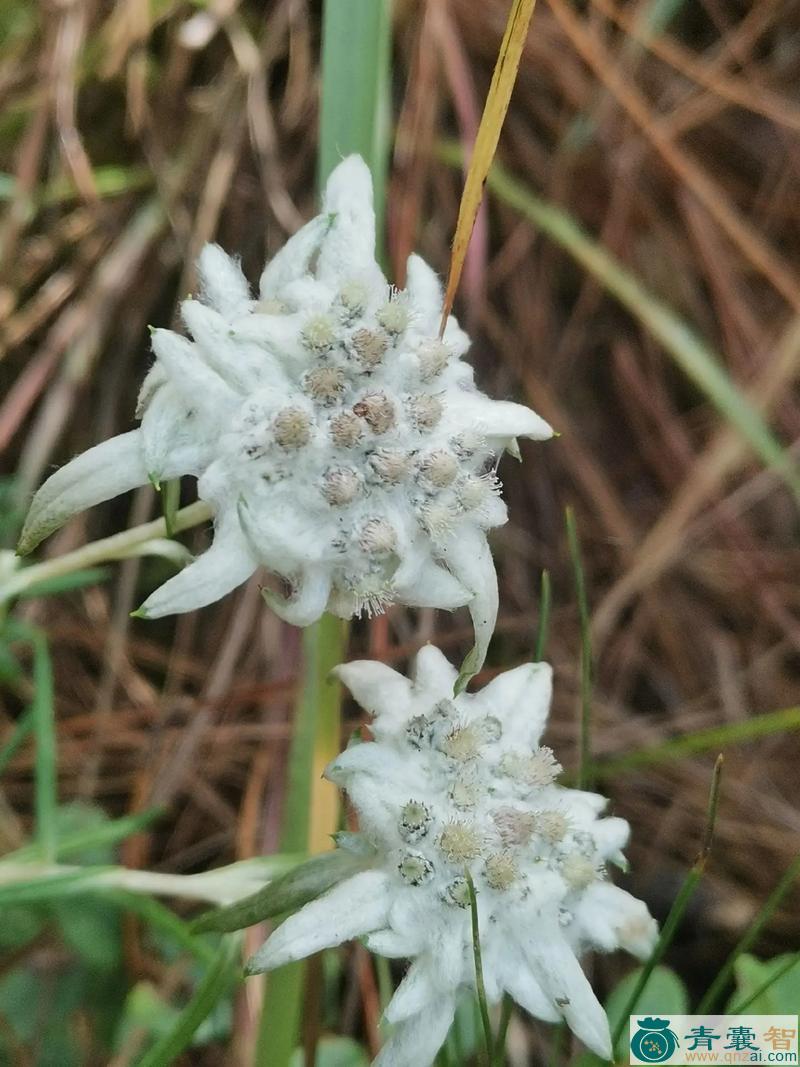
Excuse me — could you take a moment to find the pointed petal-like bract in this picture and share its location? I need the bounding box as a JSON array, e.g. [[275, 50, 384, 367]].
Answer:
[[456, 392, 554, 443], [574, 883, 658, 959], [181, 299, 256, 393], [333, 660, 413, 724], [262, 566, 332, 627], [520, 923, 612, 1059], [393, 557, 471, 610], [258, 214, 329, 299], [246, 869, 390, 973], [150, 329, 238, 413], [374, 997, 457, 1067], [411, 643, 459, 697], [384, 959, 439, 1024], [18, 431, 148, 556], [439, 526, 499, 675], [316, 155, 377, 284], [405, 254, 443, 333], [472, 661, 552, 747], [137, 513, 257, 618], [196, 243, 252, 320]]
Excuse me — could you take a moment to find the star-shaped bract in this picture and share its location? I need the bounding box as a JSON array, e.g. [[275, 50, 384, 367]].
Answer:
[[18, 158, 551, 666], [249, 646, 658, 1066]]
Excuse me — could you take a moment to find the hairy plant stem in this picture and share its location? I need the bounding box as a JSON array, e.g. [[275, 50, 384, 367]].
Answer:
[[2, 500, 212, 605]]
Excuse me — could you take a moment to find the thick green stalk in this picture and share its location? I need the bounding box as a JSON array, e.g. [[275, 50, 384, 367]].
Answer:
[[255, 4, 391, 1065]]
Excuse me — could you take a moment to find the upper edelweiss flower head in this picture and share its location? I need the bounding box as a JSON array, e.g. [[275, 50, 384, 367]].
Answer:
[[247, 646, 658, 1066], [17, 157, 552, 668]]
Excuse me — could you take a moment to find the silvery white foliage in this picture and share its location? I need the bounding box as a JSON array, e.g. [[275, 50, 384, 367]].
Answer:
[[18, 156, 551, 665], [249, 646, 658, 1066]]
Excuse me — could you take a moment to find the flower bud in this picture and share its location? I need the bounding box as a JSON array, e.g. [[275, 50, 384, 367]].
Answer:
[[351, 328, 388, 371], [399, 800, 433, 843], [561, 853, 597, 890], [458, 474, 498, 510], [419, 450, 459, 488], [359, 518, 397, 555], [273, 407, 311, 449], [417, 339, 450, 380], [338, 280, 369, 320], [500, 747, 561, 788], [301, 313, 337, 354], [329, 411, 364, 447], [536, 810, 569, 843], [257, 297, 289, 315], [368, 449, 411, 484], [407, 393, 443, 431], [353, 392, 395, 434], [322, 467, 361, 506], [304, 366, 345, 404], [485, 852, 519, 891], [418, 499, 459, 539], [444, 877, 471, 908], [377, 296, 409, 335], [438, 820, 484, 864], [398, 851, 434, 886]]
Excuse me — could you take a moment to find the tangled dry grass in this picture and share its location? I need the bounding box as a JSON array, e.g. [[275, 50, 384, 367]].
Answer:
[[1, 0, 799, 1060]]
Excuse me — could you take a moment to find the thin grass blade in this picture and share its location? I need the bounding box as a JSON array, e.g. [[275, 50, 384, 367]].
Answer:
[[440, 0, 539, 333], [697, 850, 800, 1012], [437, 146, 800, 499], [565, 507, 592, 790], [611, 755, 724, 1058], [137, 935, 241, 1067]]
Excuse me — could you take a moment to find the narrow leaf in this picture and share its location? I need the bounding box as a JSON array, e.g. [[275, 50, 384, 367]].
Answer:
[[191, 849, 374, 934], [440, 0, 538, 332], [137, 935, 240, 1067]]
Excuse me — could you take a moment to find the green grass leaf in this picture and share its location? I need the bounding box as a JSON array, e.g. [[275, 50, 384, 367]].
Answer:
[[727, 953, 800, 1013], [137, 935, 241, 1067]]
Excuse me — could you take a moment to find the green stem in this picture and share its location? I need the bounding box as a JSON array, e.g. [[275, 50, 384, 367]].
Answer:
[[611, 755, 723, 1058], [30, 629, 56, 862], [697, 849, 800, 1013], [565, 507, 592, 790], [534, 568, 551, 662], [257, 616, 348, 1067], [493, 996, 514, 1066], [255, 4, 391, 1064], [729, 952, 800, 1014], [591, 705, 800, 777], [466, 872, 494, 1066], [1, 500, 212, 605]]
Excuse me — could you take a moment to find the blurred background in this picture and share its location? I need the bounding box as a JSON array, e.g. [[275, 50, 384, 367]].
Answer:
[[0, 0, 798, 1063]]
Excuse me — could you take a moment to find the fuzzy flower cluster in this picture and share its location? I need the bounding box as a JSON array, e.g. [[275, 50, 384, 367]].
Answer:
[[250, 646, 658, 1066], [18, 156, 551, 667]]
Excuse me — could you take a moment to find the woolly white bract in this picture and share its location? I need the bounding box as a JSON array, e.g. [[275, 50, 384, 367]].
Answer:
[[17, 156, 551, 663], [249, 646, 658, 1066]]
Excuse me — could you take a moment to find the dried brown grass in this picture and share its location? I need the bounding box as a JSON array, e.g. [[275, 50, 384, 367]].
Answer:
[[1, 0, 799, 1053]]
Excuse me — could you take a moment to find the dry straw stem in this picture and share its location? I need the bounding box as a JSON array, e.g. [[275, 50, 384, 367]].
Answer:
[[439, 0, 538, 334]]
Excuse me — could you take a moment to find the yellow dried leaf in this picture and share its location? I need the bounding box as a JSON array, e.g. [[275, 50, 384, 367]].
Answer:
[[439, 0, 538, 336]]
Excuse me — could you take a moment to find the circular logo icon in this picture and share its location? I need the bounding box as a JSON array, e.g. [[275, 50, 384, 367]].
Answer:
[[631, 1018, 679, 1063]]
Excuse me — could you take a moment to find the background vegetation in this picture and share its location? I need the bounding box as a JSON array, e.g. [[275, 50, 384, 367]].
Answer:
[[0, 0, 798, 1063]]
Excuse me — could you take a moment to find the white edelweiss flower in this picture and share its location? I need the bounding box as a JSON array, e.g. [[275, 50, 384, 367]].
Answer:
[[248, 646, 658, 1066], [18, 156, 551, 666]]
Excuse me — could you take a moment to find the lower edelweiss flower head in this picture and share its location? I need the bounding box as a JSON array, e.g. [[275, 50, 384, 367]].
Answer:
[[17, 156, 552, 670], [248, 646, 658, 1066]]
